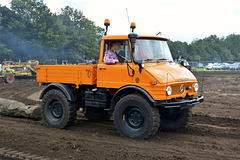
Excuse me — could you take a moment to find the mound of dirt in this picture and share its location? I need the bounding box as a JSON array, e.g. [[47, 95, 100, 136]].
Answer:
[[0, 81, 42, 105]]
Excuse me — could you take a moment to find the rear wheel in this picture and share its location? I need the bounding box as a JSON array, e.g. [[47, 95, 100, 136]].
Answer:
[[159, 108, 192, 131], [4, 73, 15, 84], [41, 89, 77, 128], [114, 95, 160, 139]]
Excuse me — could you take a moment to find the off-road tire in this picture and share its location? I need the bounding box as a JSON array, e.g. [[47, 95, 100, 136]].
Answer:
[[41, 89, 77, 128], [159, 108, 192, 131], [114, 94, 160, 139], [84, 107, 110, 121], [4, 73, 15, 84]]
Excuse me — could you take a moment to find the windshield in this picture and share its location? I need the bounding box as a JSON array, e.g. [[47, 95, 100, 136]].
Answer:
[[133, 39, 173, 62]]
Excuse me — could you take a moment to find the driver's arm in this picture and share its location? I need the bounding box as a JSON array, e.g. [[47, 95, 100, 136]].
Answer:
[[103, 50, 118, 64]]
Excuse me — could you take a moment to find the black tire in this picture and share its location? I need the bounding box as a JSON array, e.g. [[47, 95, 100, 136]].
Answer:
[[4, 73, 15, 84], [84, 107, 110, 121], [113, 94, 160, 139], [159, 108, 192, 131], [41, 89, 77, 129]]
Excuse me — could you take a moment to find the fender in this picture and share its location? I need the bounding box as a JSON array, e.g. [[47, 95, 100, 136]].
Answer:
[[110, 85, 155, 110], [40, 83, 77, 102]]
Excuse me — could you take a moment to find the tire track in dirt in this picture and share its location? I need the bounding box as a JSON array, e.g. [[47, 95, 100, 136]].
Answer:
[[2, 113, 239, 140], [1, 113, 240, 159], [192, 114, 240, 128], [0, 147, 50, 160]]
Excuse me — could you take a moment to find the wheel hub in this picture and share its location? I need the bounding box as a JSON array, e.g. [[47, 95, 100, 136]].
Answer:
[[49, 101, 63, 119], [8, 76, 13, 82], [130, 112, 142, 124], [125, 108, 144, 129]]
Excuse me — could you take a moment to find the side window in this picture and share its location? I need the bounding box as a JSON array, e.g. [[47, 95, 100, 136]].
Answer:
[[119, 41, 131, 62], [102, 41, 109, 62], [103, 42, 110, 54], [103, 40, 131, 63]]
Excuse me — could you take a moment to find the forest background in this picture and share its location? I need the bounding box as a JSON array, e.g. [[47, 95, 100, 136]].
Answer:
[[0, 0, 239, 64]]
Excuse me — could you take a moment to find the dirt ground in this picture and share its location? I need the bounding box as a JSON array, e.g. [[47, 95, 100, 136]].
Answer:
[[0, 71, 239, 160]]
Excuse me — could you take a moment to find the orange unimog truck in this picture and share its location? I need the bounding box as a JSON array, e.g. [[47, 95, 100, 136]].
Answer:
[[36, 19, 204, 139]]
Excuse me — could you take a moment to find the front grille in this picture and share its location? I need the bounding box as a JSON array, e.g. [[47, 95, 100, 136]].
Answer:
[[171, 82, 194, 96]]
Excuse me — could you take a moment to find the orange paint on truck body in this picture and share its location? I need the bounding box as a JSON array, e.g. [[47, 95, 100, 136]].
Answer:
[[36, 35, 198, 101], [36, 65, 97, 88]]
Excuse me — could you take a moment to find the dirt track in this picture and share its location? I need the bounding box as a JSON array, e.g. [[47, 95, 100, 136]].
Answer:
[[0, 71, 240, 160]]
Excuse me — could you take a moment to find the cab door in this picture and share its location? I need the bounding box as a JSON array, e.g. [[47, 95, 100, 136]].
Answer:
[[97, 40, 133, 88]]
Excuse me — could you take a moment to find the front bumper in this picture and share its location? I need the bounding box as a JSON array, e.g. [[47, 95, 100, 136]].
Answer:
[[154, 95, 204, 109]]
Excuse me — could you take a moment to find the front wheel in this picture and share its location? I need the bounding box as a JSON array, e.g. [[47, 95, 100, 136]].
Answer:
[[41, 89, 77, 128], [114, 95, 160, 139]]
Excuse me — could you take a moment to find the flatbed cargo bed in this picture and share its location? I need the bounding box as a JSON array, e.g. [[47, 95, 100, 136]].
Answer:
[[36, 65, 97, 87]]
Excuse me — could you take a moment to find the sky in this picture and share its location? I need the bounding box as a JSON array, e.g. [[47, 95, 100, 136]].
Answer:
[[1, 0, 240, 43]]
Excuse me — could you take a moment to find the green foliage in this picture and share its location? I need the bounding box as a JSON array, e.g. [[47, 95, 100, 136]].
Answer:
[[0, 0, 239, 63], [0, 0, 104, 63], [168, 34, 240, 61], [57, 6, 104, 62]]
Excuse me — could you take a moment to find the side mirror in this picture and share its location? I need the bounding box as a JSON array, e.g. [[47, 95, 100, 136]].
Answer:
[[128, 33, 138, 53], [118, 50, 126, 63], [180, 61, 185, 66], [180, 60, 188, 67]]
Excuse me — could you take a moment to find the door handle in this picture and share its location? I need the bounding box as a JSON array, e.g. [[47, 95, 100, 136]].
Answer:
[[99, 68, 106, 70]]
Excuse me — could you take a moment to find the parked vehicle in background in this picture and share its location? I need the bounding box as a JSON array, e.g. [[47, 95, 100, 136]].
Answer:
[[197, 63, 204, 68], [206, 63, 220, 70], [0, 60, 39, 83], [205, 62, 240, 70], [206, 63, 213, 70], [229, 64, 238, 70], [234, 62, 240, 70], [220, 63, 230, 70]]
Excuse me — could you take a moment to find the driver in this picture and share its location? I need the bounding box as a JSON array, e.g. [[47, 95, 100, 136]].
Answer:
[[104, 41, 121, 64]]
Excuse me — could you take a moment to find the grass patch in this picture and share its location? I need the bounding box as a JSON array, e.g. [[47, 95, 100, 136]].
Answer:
[[192, 68, 240, 72]]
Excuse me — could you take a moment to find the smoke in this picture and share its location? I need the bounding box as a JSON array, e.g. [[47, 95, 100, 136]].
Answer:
[[0, 30, 51, 62]]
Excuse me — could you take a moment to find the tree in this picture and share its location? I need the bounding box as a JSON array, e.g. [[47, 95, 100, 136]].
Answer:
[[168, 40, 187, 60], [57, 6, 104, 63], [225, 34, 240, 61], [10, 0, 66, 61], [0, 0, 104, 63]]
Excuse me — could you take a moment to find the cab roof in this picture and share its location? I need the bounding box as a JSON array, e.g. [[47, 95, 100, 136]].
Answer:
[[102, 35, 168, 41]]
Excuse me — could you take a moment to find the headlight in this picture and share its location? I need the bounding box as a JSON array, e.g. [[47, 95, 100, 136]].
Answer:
[[166, 86, 172, 96], [194, 83, 198, 92]]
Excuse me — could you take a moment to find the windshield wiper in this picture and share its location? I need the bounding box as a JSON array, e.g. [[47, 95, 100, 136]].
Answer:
[[144, 59, 154, 61], [157, 58, 168, 62], [143, 58, 168, 62]]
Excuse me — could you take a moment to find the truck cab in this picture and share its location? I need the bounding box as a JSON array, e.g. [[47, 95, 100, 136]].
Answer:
[[36, 20, 204, 139]]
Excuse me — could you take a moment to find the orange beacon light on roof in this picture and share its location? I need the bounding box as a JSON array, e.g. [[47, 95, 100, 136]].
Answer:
[[104, 19, 110, 35], [104, 19, 110, 26], [130, 22, 136, 32]]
